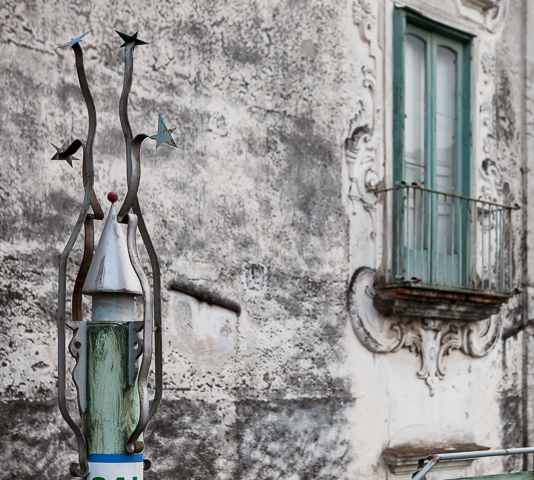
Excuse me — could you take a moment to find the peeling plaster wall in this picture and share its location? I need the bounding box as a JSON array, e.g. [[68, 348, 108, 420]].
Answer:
[[0, 0, 533, 479]]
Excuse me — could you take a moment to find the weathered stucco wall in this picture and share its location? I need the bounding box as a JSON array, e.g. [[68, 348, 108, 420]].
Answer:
[[1, 0, 534, 479]]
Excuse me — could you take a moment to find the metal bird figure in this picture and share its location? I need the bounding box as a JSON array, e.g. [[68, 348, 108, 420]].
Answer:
[[115, 30, 148, 47], [150, 116, 177, 149], [58, 31, 91, 49], [51, 139, 79, 167]]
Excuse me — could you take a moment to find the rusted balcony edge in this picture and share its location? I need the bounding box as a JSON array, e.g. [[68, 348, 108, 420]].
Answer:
[[372, 282, 514, 321]]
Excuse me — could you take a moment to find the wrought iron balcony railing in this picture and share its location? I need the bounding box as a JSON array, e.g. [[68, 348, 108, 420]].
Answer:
[[378, 183, 520, 295]]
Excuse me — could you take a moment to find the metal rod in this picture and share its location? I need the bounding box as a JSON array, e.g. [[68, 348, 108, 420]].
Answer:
[[430, 191, 432, 283], [378, 184, 519, 210], [459, 197, 463, 286], [411, 456, 440, 480], [412, 446, 534, 480], [117, 39, 163, 427], [438, 446, 534, 460], [443, 194, 447, 285], [509, 208, 513, 292], [119, 42, 135, 183], [397, 188, 402, 279], [407, 187, 411, 278], [415, 186, 418, 279], [434, 192, 438, 285], [413, 187, 417, 279], [388, 193, 389, 283], [58, 197, 90, 479], [57, 41, 97, 479], [488, 203, 493, 290], [420, 187, 424, 280], [473, 201, 477, 288], [135, 199, 163, 424], [451, 195, 455, 285], [499, 208, 503, 292], [502, 209, 505, 292], [125, 213, 154, 452], [72, 217, 94, 325], [117, 134, 147, 222], [482, 206, 485, 289]]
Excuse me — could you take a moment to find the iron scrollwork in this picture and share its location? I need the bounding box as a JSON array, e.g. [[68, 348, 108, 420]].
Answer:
[[53, 30, 176, 476]]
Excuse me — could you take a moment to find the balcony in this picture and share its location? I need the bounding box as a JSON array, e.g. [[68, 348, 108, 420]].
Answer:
[[373, 183, 520, 321]]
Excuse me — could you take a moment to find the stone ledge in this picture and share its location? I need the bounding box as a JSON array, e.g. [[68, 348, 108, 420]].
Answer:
[[372, 283, 511, 321]]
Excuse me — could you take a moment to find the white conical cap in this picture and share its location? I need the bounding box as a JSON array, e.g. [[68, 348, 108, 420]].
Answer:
[[82, 203, 142, 296]]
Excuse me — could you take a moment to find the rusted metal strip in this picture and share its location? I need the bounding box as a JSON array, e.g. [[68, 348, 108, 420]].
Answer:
[[57, 40, 99, 479], [117, 34, 163, 427], [71, 217, 94, 324], [56, 140, 103, 221], [124, 213, 154, 453], [119, 42, 135, 183], [116, 134, 162, 419], [117, 134, 147, 222], [57, 144, 90, 477], [134, 199, 164, 425]]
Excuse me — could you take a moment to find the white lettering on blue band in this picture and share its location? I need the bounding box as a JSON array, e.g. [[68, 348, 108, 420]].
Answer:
[[87, 456, 143, 480]]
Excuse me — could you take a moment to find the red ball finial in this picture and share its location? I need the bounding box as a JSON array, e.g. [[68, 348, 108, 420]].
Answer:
[[108, 192, 119, 203]]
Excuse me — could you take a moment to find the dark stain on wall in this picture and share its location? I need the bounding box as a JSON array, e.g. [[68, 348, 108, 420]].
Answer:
[[143, 395, 353, 480], [494, 67, 516, 146], [499, 391, 522, 472], [0, 400, 74, 480], [231, 396, 353, 480], [144, 399, 221, 480]]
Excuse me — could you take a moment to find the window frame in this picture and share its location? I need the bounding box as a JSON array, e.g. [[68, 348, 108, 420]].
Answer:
[[393, 7, 473, 196], [392, 7, 474, 286]]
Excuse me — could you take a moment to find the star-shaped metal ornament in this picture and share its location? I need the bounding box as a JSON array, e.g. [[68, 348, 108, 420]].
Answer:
[[58, 31, 91, 49], [51, 139, 79, 167], [115, 30, 148, 48], [150, 116, 177, 149]]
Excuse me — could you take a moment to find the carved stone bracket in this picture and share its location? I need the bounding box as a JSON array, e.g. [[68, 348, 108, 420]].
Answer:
[[348, 268, 502, 396]]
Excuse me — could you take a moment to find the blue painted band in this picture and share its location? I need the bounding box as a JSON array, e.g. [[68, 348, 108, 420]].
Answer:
[[88, 454, 143, 463]]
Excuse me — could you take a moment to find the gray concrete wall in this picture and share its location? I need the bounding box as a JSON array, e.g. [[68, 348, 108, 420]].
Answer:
[[0, 1, 351, 478], [0, 0, 533, 479]]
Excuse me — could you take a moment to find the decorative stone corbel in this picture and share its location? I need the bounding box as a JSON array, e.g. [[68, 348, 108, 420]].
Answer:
[[348, 268, 501, 396]]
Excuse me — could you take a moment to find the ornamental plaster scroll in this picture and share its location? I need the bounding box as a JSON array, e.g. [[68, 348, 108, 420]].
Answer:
[[478, 50, 504, 204], [485, 0, 508, 33], [345, 66, 381, 216], [478, 51, 516, 206], [347, 0, 382, 219], [458, 0, 509, 32], [348, 268, 501, 396], [352, 0, 375, 54]]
